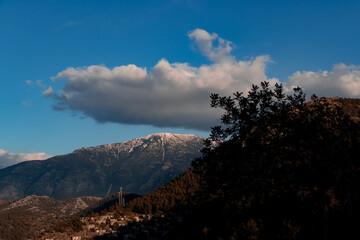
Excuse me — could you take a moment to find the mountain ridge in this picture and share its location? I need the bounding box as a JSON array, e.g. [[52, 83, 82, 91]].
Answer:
[[0, 133, 204, 200]]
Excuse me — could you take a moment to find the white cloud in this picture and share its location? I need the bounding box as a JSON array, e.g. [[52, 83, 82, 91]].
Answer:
[[288, 63, 360, 97], [43, 86, 55, 97], [0, 149, 52, 169], [44, 28, 360, 131], [47, 29, 277, 130], [188, 28, 233, 63]]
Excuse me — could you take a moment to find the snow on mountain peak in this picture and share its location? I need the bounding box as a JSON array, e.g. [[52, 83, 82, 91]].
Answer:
[[143, 133, 198, 140], [74, 133, 204, 154]]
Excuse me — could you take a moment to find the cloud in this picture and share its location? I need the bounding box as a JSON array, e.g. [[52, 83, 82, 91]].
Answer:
[[188, 28, 233, 62], [0, 149, 52, 169], [288, 63, 360, 97], [45, 28, 360, 131], [26, 80, 45, 88], [47, 29, 277, 130], [43, 86, 56, 97]]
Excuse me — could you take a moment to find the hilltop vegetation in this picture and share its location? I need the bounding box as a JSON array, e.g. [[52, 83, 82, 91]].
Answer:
[[123, 82, 360, 239]]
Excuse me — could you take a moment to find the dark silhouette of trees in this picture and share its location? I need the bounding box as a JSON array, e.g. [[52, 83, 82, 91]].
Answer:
[[186, 82, 360, 240]]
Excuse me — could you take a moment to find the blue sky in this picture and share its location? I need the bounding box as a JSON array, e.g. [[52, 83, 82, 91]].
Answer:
[[1, 0, 360, 166]]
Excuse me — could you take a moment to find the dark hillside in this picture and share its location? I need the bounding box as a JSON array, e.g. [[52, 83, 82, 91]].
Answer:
[[174, 85, 360, 240], [326, 97, 360, 122], [127, 168, 201, 216], [117, 84, 360, 240]]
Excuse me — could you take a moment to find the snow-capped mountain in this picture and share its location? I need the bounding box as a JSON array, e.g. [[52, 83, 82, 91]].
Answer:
[[0, 133, 205, 200]]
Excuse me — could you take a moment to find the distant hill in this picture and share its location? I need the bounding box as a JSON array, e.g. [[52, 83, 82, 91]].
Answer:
[[0, 195, 102, 239], [0, 133, 204, 200]]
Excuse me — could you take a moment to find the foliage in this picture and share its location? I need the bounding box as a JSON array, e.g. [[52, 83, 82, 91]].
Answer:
[[186, 82, 360, 239], [127, 168, 201, 216], [54, 217, 83, 233]]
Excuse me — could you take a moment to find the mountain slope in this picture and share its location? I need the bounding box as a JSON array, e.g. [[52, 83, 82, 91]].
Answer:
[[0, 195, 102, 239], [0, 133, 204, 200]]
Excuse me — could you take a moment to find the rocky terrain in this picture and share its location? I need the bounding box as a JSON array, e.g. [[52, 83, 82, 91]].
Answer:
[[41, 208, 151, 239], [0, 133, 204, 200], [0, 195, 102, 239], [30, 169, 199, 239]]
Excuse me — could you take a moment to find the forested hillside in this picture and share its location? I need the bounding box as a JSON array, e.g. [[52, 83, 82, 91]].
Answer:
[[123, 82, 360, 240], [127, 168, 201, 216]]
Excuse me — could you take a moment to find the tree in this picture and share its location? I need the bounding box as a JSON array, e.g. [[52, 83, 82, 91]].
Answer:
[[191, 82, 360, 239]]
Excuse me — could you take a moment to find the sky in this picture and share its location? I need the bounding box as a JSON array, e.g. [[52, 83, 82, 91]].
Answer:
[[1, 0, 360, 167]]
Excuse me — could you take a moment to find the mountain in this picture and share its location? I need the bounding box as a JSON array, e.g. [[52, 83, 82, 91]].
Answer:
[[0, 195, 102, 239], [0, 133, 204, 200]]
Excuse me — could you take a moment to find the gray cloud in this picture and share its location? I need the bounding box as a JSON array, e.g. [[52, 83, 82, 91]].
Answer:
[[0, 149, 52, 169], [46, 29, 277, 131]]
